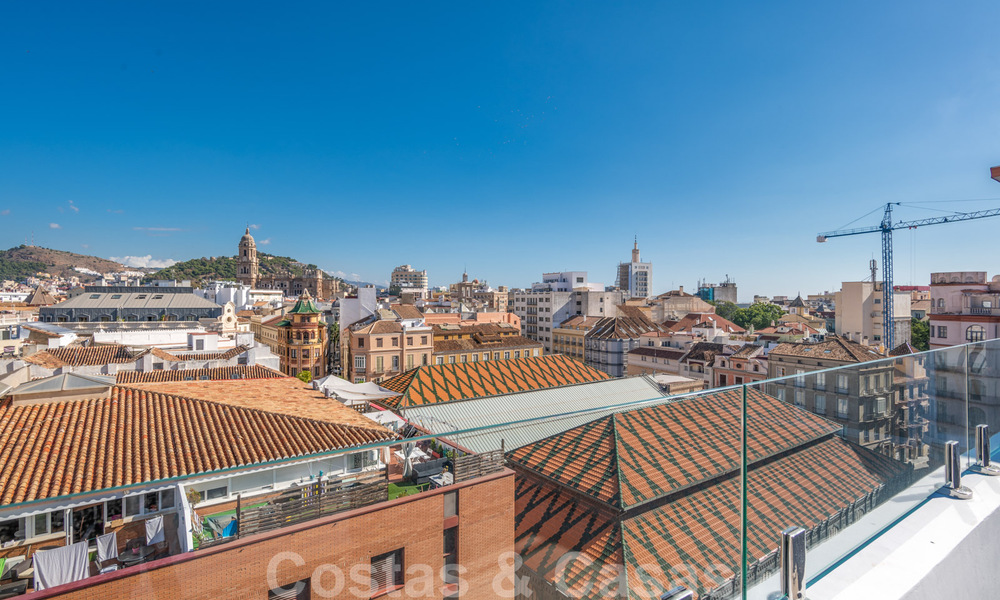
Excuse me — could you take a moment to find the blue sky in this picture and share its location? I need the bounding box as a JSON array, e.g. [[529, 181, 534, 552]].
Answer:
[[2, 2, 1000, 299]]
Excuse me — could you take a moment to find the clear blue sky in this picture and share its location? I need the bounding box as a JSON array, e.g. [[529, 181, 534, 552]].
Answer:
[[2, 2, 1000, 300]]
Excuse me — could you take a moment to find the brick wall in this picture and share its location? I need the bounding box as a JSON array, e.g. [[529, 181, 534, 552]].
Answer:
[[29, 471, 514, 600]]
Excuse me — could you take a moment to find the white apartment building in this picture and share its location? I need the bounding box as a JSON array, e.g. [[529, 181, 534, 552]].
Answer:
[[616, 240, 652, 299], [390, 265, 428, 296], [511, 272, 625, 353], [835, 280, 911, 348]]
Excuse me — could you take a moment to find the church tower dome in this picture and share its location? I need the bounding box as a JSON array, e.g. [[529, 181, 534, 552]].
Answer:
[[237, 227, 259, 287]]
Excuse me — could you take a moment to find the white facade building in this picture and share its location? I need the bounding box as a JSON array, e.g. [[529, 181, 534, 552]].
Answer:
[[512, 271, 626, 353], [616, 239, 653, 299]]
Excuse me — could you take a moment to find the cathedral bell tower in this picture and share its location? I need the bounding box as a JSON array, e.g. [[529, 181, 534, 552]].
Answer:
[[237, 227, 259, 287]]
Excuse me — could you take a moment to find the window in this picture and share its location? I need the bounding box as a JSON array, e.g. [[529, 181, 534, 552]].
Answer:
[[794, 369, 805, 388], [836, 374, 849, 394], [205, 486, 227, 500], [302, 349, 309, 359], [815, 372, 825, 391], [0, 517, 25, 544], [422, 354, 428, 366], [106, 499, 123, 521], [392, 338, 399, 347], [125, 495, 142, 517], [421, 336, 428, 345], [371, 549, 404, 594], [794, 390, 805, 407], [153, 362, 164, 371], [392, 356, 399, 370], [33, 511, 64, 537], [89, 294, 101, 299], [376, 338, 384, 348], [938, 326, 948, 339], [815, 395, 826, 414], [494, 352, 501, 360], [407, 336, 413, 346], [504, 351, 511, 359], [269, 579, 310, 600], [354, 356, 366, 370], [436, 357, 444, 365], [877, 396, 886, 415], [776, 388, 785, 402], [837, 397, 849, 419], [967, 325, 986, 342], [358, 338, 365, 348]]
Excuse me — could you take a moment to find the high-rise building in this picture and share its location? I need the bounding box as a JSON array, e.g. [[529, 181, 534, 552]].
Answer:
[[390, 264, 428, 296], [616, 238, 653, 299]]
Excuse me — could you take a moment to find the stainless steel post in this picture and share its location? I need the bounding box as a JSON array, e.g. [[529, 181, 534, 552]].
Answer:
[[944, 440, 973, 499], [974, 424, 1000, 476], [780, 526, 806, 600]]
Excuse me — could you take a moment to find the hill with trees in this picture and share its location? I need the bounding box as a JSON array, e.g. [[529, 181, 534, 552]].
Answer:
[[0, 245, 127, 281], [150, 253, 340, 286]]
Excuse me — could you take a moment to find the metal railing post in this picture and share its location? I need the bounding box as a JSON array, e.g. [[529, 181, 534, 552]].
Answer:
[[780, 526, 806, 600], [942, 440, 973, 499], [974, 424, 1000, 476]]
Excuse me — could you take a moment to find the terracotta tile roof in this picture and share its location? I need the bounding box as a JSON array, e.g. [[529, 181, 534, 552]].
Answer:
[[435, 335, 541, 354], [769, 337, 883, 363], [116, 365, 287, 384], [124, 378, 385, 431], [514, 435, 910, 599], [627, 347, 686, 361], [730, 344, 765, 359], [681, 341, 725, 364], [171, 345, 250, 361], [509, 387, 839, 509], [390, 304, 424, 320], [379, 355, 611, 409], [555, 315, 603, 330], [889, 342, 916, 356], [356, 320, 404, 335], [586, 310, 668, 341], [24, 344, 141, 368], [0, 386, 396, 505], [150, 347, 182, 361], [668, 312, 745, 334]]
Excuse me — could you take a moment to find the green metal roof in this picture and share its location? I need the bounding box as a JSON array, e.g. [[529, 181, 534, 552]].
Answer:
[[287, 296, 319, 314]]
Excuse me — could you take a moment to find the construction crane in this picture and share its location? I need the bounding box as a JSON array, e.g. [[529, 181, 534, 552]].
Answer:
[[817, 203, 1000, 350]]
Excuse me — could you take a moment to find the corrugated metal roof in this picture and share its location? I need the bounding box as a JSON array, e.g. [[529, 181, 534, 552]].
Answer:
[[48, 291, 220, 311], [401, 376, 668, 453]]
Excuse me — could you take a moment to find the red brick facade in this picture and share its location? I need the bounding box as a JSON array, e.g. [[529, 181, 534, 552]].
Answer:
[[28, 471, 514, 600]]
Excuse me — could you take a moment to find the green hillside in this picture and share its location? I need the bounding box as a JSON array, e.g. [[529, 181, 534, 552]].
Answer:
[[150, 253, 338, 286], [0, 245, 126, 281]]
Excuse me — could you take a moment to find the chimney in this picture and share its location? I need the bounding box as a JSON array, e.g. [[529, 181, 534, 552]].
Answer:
[[679, 285, 684, 294]]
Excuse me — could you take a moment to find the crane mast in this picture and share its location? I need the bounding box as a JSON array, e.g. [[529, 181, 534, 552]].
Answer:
[[818, 200, 1000, 351]]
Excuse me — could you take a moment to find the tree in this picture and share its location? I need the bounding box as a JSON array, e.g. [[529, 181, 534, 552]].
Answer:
[[911, 318, 929, 351], [730, 303, 785, 331], [711, 301, 740, 322], [297, 370, 312, 384]]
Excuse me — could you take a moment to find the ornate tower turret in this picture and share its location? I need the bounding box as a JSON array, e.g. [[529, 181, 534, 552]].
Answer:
[[237, 227, 259, 287]]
